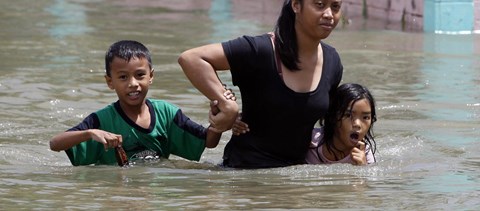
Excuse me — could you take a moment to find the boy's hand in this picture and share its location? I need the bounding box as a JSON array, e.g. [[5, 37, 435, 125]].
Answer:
[[209, 87, 238, 132], [209, 100, 223, 133], [222, 88, 250, 135], [231, 113, 249, 136], [351, 141, 367, 165], [88, 129, 123, 151]]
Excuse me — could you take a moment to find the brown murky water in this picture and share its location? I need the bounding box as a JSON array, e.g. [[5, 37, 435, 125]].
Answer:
[[1, 0, 479, 209]]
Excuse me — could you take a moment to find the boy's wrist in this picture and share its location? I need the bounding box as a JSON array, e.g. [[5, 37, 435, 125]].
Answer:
[[208, 125, 223, 134]]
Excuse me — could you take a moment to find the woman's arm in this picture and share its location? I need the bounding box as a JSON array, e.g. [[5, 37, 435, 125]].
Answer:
[[178, 43, 239, 131]]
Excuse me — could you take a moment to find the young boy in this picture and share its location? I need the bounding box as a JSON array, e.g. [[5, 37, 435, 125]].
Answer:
[[50, 40, 226, 166]]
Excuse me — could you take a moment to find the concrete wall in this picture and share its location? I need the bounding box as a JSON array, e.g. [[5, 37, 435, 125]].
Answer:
[[342, 0, 479, 32], [476, 0, 480, 32], [341, 0, 423, 31]]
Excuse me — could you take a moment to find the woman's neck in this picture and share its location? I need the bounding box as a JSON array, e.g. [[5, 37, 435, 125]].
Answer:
[[295, 28, 321, 56]]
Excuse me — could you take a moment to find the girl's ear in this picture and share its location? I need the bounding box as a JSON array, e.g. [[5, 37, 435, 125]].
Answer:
[[105, 75, 114, 90]]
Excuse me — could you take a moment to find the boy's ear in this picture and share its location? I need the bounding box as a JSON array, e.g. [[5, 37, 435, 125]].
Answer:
[[149, 69, 154, 84], [105, 75, 114, 90]]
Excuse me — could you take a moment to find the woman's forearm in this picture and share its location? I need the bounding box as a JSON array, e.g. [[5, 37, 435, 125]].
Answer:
[[178, 44, 228, 103], [178, 44, 239, 129]]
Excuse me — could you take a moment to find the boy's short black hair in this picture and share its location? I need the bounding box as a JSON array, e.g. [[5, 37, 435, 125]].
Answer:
[[105, 40, 152, 77]]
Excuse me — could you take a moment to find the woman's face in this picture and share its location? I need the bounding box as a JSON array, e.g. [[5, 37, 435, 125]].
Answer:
[[292, 0, 342, 40]]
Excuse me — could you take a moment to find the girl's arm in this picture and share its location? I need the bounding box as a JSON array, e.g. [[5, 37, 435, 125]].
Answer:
[[50, 129, 122, 152], [178, 43, 239, 132]]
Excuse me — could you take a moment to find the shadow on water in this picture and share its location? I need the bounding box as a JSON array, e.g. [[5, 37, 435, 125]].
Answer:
[[0, 0, 479, 209]]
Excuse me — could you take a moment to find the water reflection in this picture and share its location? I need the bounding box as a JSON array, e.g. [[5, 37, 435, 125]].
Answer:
[[45, 0, 92, 39], [207, 0, 280, 42], [419, 33, 479, 148], [421, 34, 478, 120]]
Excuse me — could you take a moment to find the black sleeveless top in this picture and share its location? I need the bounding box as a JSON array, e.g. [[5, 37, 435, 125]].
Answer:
[[222, 34, 343, 168]]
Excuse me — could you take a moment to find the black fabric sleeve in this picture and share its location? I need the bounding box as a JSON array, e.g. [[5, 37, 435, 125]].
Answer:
[[327, 46, 343, 103], [322, 43, 343, 93], [222, 36, 254, 87], [172, 109, 207, 139], [66, 113, 100, 131], [333, 49, 343, 88], [221, 34, 273, 87]]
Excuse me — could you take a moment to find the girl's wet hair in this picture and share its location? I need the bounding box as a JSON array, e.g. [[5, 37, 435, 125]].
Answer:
[[320, 83, 377, 161], [104, 40, 152, 77], [274, 0, 301, 71]]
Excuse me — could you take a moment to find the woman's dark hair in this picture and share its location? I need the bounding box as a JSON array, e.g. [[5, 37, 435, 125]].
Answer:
[[274, 0, 301, 71], [105, 40, 152, 77], [320, 83, 377, 161]]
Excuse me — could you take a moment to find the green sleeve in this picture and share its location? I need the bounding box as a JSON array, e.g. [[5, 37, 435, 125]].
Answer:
[[157, 102, 206, 161], [167, 119, 206, 161]]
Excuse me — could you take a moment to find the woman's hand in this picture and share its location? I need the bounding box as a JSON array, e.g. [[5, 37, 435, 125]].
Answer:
[[231, 113, 249, 136]]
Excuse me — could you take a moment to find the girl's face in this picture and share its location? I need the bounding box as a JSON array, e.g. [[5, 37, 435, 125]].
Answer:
[[293, 0, 342, 40], [333, 99, 372, 152], [105, 56, 153, 109]]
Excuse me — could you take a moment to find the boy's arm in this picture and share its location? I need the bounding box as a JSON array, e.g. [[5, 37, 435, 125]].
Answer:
[[205, 126, 222, 148], [205, 88, 239, 148], [50, 130, 92, 151], [50, 129, 122, 152], [205, 100, 223, 148]]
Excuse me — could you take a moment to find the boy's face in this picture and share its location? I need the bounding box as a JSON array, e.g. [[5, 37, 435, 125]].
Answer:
[[105, 56, 153, 108]]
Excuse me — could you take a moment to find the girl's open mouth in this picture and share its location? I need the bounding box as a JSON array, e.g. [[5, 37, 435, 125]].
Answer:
[[350, 132, 359, 141]]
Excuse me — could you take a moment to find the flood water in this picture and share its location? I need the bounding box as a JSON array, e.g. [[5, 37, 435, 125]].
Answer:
[[1, 0, 479, 210]]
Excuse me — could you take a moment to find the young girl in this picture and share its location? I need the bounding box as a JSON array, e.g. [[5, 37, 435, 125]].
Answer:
[[232, 83, 377, 165], [305, 83, 377, 165]]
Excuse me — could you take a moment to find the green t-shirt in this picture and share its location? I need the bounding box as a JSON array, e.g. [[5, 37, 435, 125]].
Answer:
[[65, 99, 207, 166]]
